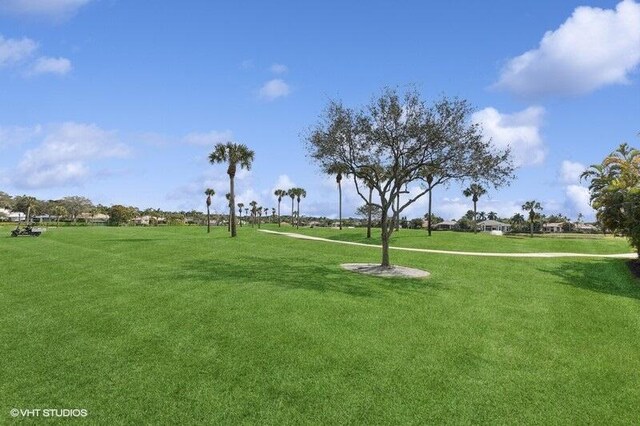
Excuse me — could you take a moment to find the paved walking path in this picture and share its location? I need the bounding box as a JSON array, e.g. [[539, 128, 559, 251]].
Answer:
[[259, 229, 638, 259]]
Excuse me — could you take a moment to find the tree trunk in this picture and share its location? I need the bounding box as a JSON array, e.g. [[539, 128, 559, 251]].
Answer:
[[366, 186, 372, 239], [380, 210, 391, 267], [530, 220, 534, 238], [338, 182, 342, 230], [230, 177, 237, 237], [291, 199, 294, 226], [296, 200, 300, 229], [395, 196, 400, 231], [473, 200, 477, 234], [427, 188, 432, 237], [207, 206, 211, 233], [278, 201, 281, 227]]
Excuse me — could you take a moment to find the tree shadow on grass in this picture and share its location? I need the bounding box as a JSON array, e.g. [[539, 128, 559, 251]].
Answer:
[[537, 259, 640, 300], [173, 256, 438, 299]]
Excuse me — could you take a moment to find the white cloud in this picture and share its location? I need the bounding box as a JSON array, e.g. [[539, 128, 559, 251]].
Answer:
[[269, 63, 288, 74], [259, 79, 291, 101], [14, 122, 130, 188], [495, 0, 640, 97], [183, 130, 233, 146], [0, 35, 37, 66], [565, 184, 595, 219], [472, 106, 546, 167], [28, 56, 71, 76], [0, 0, 92, 20], [0, 125, 42, 149], [558, 160, 586, 184]]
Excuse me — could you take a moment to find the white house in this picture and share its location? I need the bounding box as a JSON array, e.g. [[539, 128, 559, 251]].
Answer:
[[433, 220, 457, 230], [477, 220, 511, 233], [542, 222, 564, 233]]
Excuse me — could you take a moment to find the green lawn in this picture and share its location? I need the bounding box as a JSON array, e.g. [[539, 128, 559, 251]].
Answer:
[[282, 225, 634, 254], [1, 225, 639, 424]]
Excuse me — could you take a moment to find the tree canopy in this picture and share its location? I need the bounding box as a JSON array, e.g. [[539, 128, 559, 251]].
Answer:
[[581, 142, 640, 256], [305, 87, 513, 266]]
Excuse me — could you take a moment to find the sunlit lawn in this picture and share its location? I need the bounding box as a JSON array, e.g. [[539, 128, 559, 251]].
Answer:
[[1, 225, 639, 424], [282, 225, 634, 254]]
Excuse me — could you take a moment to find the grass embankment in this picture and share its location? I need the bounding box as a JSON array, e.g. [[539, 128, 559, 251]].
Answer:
[[1, 225, 639, 424], [279, 225, 634, 254]]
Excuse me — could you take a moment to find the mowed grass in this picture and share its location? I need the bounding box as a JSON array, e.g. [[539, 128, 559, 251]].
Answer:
[[1, 225, 639, 424], [283, 225, 634, 254]]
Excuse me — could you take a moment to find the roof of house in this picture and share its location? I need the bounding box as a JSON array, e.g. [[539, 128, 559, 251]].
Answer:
[[543, 222, 565, 227], [434, 220, 457, 226], [478, 220, 510, 227]]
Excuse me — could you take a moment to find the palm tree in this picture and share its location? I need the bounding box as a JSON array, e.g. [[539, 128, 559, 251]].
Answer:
[[271, 207, 276, 223], [477, 211, 487, 221], [249, 201, 258, 228], [287, 188, 296, 226], [327, 163, 348, 230], [52, 205, 67, 227], [209, 142, 255, 237], [204, 188, 215, 233], [522, 200, 543, 237], [274, 189, 287, 227], [257, 206, 263, 228], [463, 183, 486, 234], [237, 203, 244, 227], [488, 211, 498, 220], [225, 193, 231, 232], [290, 188, 307, 229]]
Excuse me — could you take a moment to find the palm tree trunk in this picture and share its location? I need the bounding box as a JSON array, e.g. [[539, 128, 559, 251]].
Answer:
[[291, 199, 294, 226], [473, 201, 477, 234], [207, 206, 211, 233], [296, 200, 300, 229], [427, 187, 432, 237], [230, 177, 237, 237], [338, 182, 342, 230], [277, 201, 281, 227], [367, 186, 373, 239]]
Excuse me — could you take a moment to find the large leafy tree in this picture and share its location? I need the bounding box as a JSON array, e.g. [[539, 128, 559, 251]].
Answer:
[[581, 143, 640, 257], [306, 87, 513, 267], [205, 188, 215, 233], [462, 183, 487, 234], [61, 196, 93, 223], [209, 142, 255, 237], [522, 200, 543, 237], [274, 189, 287, 227]]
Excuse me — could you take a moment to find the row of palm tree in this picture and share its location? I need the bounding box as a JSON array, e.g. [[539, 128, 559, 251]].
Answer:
[[273, 187, 307, 229]]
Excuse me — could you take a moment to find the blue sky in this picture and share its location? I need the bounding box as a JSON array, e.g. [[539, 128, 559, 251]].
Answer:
[[0, 0, 638, 220]]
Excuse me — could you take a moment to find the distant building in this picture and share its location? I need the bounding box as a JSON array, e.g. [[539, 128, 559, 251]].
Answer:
[[542, 222, 564, 233], [432, 220, 457, 230], [477, 220, 511, 233], [575, 223, 598, 233]]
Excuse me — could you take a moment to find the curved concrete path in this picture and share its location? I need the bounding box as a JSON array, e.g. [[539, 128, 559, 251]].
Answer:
[[259, 229, 638, 259]]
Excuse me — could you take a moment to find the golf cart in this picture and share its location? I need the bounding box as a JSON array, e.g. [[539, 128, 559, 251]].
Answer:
[[11, 223, 42, 237]]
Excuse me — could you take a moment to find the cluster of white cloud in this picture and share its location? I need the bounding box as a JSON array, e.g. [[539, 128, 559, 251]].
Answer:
[[0, 34, 72, 76], [259, 79, 291, 101], [0, 0, 92, 20], [557, 160, 594, 219], [258, 63, 291, 101], [13, 122, 129, 189], [472, 106, 546, 167], [495, 0, 640, 97]]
